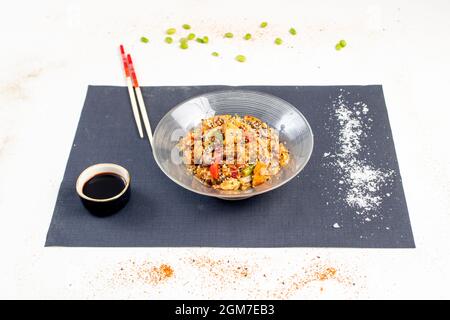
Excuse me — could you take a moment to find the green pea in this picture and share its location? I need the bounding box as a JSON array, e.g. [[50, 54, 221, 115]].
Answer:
[[166, 28, 176, 35], [339, 40, 347, 47], [274, 37, 283, 45], [165, 36, 173, 44], [235, 54, 246, 62], [289, 28, 297, 35], [187, 33, 196, 40], [180, 42, 189, 49], [244, 33, 252, 40], [212, 52, 219, 57], [182, 24, 191, 30], [335, 43, 342, 51], [224, 32, 234, 38], [140, 36, 149, 43], [260, 22, 268, 28]]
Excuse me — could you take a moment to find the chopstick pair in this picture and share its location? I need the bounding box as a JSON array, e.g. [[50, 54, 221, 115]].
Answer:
[[119, 45, 153, 149]]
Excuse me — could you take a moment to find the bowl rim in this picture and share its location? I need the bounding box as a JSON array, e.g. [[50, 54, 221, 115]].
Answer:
[[76, 163, 131, 202], [152, 89, 314, 199]]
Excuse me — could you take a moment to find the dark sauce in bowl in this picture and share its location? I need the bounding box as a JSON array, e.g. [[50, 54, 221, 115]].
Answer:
[[82, 173, 126, 199]]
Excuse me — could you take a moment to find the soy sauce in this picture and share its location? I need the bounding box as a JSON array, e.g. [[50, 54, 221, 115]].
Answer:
[[82, 173, 126, 199]]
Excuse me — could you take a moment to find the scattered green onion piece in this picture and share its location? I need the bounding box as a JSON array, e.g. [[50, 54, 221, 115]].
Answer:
[[179, 37, 188, 43], [166, 28, 176, 35], [244, 33, 252, 40], [335, 43, 342, 51], [260, 22, 268, 28], [140, 36, 149, 43], [235, 54, 246, 62], [180, 42, 189, 49], [203, 36, 209, 43], [289, 28, 297, 35], [165, 36, 173, 44], [187, 33, 196, 40], [212, 52, 219, 57], [196, 37, 205, 43], [274, 37, 283, 45], [182, 24, 191, 30], [339, 40, 347, 47], [224, 32, 234, 38]]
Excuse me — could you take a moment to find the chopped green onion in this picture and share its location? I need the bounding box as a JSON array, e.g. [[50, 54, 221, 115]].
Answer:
[[180, 42, 189, 49], [212, 52, 219, 57], [244, 33, 252, 40], [187, 33, 196, 40], [182, 24, 191, 30], [195, 36, 209, 44], [260, 22, 268, 28], [242, 164, 255, 176], [274, 37, 283, 45], [166, 28, 176, 35], [335, 43, 342, 51], [235, 54, 246, 62], [165, 36, 173, 44], [224, 32, 234, 38], [339, 40, 347, 47], [140, 36, 149, 43], [195, 36, 209, 43], [289, 28, 297, 35]]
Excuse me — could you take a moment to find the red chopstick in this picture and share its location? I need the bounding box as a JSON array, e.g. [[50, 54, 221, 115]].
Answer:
[[119, 45, 143, 138], [126, 53, 153, 148]]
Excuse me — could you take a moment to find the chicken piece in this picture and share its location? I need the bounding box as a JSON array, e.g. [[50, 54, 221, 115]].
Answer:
[[214, 178, 241, 190], [279, 143, 290, 167], [239, 175, 252, 190]]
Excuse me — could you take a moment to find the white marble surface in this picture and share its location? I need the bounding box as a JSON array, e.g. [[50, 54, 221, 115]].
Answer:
[[1, 0, 449, 299]]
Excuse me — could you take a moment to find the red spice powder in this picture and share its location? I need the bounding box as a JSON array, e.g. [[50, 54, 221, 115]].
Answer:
[[316, 267, 337, 281], [270, 261, 354, 299], [114, 261, 174, 286], [108, 256, 362, 299], [186, 256, 256, 295], [190, 256, 251, 279], [139, 263, 174, 285]]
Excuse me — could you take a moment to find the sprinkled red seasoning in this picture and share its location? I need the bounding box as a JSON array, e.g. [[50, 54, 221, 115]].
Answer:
[[268, 259, 358, 299], [102, 255, 364, 299], [190, 256, 251, 279], [113, 261, 174, 286], [316, 267, 337, 281]]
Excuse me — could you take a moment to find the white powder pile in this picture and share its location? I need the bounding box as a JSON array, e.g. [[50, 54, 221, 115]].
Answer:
[[325, 90, 394, 222]]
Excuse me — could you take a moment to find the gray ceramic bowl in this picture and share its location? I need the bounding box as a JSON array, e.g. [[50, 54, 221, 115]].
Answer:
[[153, 90, 314, 200]]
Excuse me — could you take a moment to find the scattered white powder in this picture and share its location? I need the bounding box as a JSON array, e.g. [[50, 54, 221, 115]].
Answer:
[[325, 90, 394, 222], [332, 222, 341, 229]]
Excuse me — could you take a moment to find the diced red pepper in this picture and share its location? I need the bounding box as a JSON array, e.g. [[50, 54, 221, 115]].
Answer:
[[210, 163, 219, 180]]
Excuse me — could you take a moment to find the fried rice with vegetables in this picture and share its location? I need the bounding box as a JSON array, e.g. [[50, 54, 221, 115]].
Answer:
[[177, 115, 290, 191]]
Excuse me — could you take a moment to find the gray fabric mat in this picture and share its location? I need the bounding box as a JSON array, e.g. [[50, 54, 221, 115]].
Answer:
[[45, 85, 415, 248]]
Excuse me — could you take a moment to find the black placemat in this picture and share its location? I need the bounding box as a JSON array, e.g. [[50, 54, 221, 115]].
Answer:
[[45, 85, 414, 248]]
